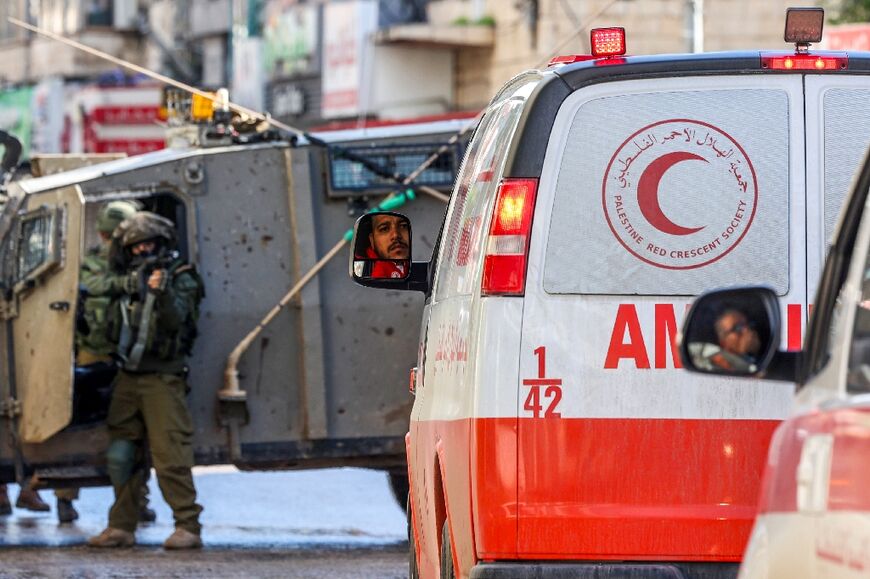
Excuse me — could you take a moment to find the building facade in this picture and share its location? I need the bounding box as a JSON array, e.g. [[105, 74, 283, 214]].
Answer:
[[0, 0, 830, 156]]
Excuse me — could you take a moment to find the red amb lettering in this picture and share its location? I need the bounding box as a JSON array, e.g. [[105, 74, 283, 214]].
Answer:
[[604, 302, 810, 370], [604, 304, 649, 369], [654, 304, 682, 370], [604, 304, 682, 370]]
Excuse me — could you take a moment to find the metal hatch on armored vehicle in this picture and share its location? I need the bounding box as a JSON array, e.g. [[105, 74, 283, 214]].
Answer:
[[0, 118, 472, 508]]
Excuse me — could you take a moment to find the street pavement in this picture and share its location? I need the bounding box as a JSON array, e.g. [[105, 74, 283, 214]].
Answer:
[[0, 467, 409, 578], [0, 466, 406, 548]]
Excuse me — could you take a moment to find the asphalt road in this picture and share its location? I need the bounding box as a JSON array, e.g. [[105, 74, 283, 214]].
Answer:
[[0, 466, 408, 578]]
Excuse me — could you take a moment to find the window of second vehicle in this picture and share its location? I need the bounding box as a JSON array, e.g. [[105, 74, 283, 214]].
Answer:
[[846, 235, 870, 393], [17, 211, 54, 281]]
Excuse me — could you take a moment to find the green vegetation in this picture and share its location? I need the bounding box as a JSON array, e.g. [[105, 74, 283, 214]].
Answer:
[[829, 0, 870, 24], [450, 15, 495, 27]]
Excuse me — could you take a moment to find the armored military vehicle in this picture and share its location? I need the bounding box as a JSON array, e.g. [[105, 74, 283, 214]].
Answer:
[[0, 116, 470, 504]]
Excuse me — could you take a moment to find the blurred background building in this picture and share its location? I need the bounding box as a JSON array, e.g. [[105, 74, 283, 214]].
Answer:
[[0, 0, 862, 158]]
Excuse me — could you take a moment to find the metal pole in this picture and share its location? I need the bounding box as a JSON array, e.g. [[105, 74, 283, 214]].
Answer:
[[691, 0, 704, 53]]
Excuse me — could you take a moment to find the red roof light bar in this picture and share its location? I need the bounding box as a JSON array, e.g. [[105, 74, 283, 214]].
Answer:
[[762, 53, 848, 71], [590, 27, 626, 58], [547, 54, 596, 67]]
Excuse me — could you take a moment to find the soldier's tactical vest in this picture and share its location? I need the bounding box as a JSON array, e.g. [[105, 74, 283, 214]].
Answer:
[[116, 259, 204, 364], [77, 247, 120, 357]]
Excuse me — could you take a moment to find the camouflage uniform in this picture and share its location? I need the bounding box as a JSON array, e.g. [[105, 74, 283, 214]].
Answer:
[[76, 244, 128, 364], [77, 201, 140, 364], [96, 212, 204, 547]]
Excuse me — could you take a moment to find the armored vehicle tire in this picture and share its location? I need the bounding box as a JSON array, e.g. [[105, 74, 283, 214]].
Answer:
[[440, 520, 455, 579], [408, 495, 419, 579], [389, 470, 409, 513]]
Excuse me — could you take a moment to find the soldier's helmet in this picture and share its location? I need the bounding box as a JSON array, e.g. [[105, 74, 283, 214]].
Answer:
[[96, 200, 140, 234], [114, 211, 177, 249]]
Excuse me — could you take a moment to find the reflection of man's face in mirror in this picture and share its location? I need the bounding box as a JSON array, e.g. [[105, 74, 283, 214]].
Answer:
[[369, 214, 410, 260], [715, 310, 761, 358]]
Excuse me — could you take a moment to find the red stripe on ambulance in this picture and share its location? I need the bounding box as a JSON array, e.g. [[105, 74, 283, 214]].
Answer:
[[414, 415, 781, 568], [517, 417, 780, 560]]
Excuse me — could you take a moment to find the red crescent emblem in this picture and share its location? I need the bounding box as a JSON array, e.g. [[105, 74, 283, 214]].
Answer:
[[603, 119, 757, 270], [636, 151, 706, 236]]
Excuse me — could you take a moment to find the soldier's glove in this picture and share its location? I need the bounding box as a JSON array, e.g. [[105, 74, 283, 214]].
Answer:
[[147, 268, 170, 295]]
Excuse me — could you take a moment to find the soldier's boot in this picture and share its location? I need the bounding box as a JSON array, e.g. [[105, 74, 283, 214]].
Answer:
[[16, 487, 50, 512], [57, 498, 78, 524], [88, 527, 135, 548], [163, 528, 202, 550], [0, 485, 11, 516], [139, 484, 156, 522], [139, 506, 156, 522]]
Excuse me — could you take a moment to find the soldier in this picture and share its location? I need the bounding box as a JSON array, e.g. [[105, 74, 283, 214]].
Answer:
[[59, 200, 157, 524], [88, 212, 204, 550]]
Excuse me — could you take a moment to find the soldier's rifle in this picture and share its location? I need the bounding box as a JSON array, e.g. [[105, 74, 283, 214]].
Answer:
[[121, 250, 179, 372]]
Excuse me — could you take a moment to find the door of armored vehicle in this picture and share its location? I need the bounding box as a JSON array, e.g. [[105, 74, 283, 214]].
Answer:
[[0, 182, 84, 463]]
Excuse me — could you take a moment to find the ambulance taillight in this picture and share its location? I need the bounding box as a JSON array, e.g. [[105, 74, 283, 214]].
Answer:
[[482, 178, 538, 296]]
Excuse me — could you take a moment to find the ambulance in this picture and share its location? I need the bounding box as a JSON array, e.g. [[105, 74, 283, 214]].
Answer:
[[679, 143, 870, 578], [350, 8, 870, 579]]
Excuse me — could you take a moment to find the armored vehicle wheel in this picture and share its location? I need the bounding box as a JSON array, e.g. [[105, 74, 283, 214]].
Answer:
[[440, 520, 455, 579], [408, 495, 419, 579], [389, 469, 409, 513]]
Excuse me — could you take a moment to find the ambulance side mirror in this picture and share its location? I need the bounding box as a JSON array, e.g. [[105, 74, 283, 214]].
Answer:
[[679, 286, 789, 379], [350, 212, 412, 282]]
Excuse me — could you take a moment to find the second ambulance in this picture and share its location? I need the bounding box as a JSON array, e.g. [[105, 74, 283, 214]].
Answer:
[[352, 8, 868, 579]]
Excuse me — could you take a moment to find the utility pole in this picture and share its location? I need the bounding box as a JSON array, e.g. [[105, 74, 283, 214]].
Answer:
[[24, 0, 34, 82], [687, 0, 704, 53]]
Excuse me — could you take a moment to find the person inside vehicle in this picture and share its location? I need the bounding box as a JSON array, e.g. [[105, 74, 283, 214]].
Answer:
[[689, 308, 762, 374], [364, 213, 410, 279], [88, 212, 204, 550]]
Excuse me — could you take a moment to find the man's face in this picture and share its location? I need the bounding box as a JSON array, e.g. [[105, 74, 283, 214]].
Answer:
[[717, 311, 761, 356], [369, 215, 410, 260], [130, 240, 157, 257]]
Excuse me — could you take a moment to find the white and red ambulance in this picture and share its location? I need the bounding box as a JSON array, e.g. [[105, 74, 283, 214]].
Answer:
[[351, 9, 870, 579], [679, 144, 870, 579]]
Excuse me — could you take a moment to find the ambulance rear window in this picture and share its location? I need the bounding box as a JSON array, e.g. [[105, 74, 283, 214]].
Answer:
[[822, 88, 870, 244], [543, 87, 790, 296]]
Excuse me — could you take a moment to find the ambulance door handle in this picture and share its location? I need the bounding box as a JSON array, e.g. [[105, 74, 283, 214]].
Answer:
[[49, 301, 70, 312]]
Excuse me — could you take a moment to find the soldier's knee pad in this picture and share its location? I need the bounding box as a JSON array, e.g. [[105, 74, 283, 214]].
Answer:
[[106, 439, 138, 487]]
